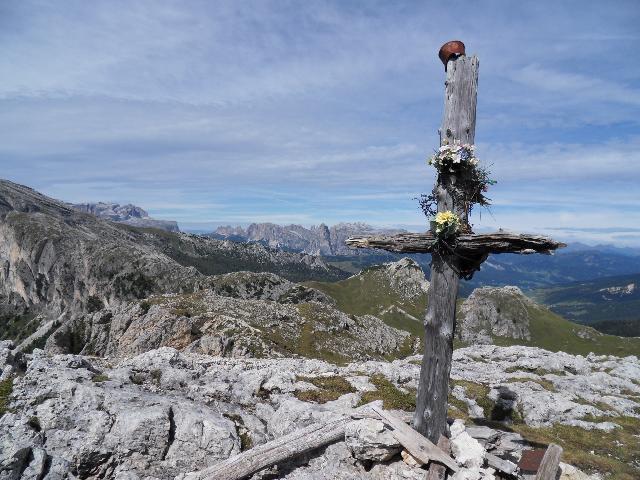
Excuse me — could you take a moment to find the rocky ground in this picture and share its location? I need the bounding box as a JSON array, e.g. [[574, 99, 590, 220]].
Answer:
[[2, 341, 638, 480]]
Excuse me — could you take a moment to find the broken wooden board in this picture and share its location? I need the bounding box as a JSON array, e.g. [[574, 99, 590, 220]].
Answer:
[[486, 452, 518, 476], [426, 436, 450, 480], [346, 231, 566, 255], [371, 406, 458, 472], [535, 443, 563, 480], [184, 416, 350, 480]]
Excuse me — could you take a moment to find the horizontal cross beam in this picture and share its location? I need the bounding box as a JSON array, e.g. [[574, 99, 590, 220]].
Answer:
[[345, 231, 566, 256]]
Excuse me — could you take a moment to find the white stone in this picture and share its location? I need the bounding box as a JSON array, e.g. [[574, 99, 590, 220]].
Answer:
[[451, 431, 485, 468], [345, 419, 400, 462]]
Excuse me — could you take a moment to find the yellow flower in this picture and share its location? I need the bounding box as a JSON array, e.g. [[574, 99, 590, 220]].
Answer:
[[435, 211, 459, 225]]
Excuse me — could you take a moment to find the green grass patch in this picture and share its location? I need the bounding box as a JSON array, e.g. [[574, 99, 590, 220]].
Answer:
[[511, 416, 640, 480], [452, 380, 494, 418], [0, 313, 37, 342], [357, 374, 416, 411], [223, 413, 253, 451], [91, 374, 109, 383], [0, 377, 14, 416], [490, 304, 640, 356], [506, 377, 557, 392], [139, 301, 151, 314], [294, 375, 356, 403], [306, 265, 427, 338]]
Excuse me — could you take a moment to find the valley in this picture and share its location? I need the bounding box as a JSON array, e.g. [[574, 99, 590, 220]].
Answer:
[[1, 180, 639, 479]]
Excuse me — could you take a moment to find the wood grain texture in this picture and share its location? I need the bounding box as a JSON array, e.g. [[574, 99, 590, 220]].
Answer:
[[535, 443, 563, 480], [185, 417, 349, 480], [426, 436, 451, 480], [345, 231, 565, 255], [412, 54, 478, 443], [372, 406, 458, 472]]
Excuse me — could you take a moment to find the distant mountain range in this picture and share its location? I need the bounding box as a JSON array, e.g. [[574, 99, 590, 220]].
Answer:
[[530, 273, 639, 332], [212, 222, 406, 255], [211, 222, 640, 290], [211, 221, 640, 337], [0, 180, 348, 349], [70, 201, 180, 232]]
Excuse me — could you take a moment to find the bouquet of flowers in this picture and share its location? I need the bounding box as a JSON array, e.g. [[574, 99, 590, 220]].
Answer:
[[431, 211, 461, 240], [428, 144, 478, 173]]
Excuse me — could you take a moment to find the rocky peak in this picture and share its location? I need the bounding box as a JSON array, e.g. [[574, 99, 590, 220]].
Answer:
[[213, 222, 407, 256], [372, 258, 429, 300], [457, 286, 535, 345], [71, 202, 148, 220], [70, 201, 180, 232]]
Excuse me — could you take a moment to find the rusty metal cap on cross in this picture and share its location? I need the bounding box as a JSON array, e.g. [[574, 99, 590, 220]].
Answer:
[[438, 40, 465, 70]]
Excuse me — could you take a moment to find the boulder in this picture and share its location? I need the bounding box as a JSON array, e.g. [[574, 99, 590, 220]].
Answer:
[[345, 419, 401, 462]]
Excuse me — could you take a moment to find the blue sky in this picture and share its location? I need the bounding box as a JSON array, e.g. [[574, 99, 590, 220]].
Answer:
[[2, 1, 639, 245]]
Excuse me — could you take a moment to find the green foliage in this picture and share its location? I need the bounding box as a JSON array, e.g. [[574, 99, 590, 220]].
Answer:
[[27, 416, 41, 432], [506, 377, 557, 392], [358, 374, 416, 411], [139, 301, 151, 315], [86, 295, 103, 313], [91, 374, 109, 383], [113, 272, 155, 299], [118, 224, 349, 283], [223, 413, 253, 451], [307, 266, 427, 339], [488, 303, 640, 356], [295, 375, 356, 403], [592, 318, 640, 337], [452, 380, 495, 419], [0, 313, 37, 342], [0, 377, 14, 416]]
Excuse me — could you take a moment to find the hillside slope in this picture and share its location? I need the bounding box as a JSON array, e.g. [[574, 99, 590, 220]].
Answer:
[[310, 259, 640, 356], [307, 258, 429, 338], [0, 180, 348, 347], [458, 286, 640, 356], [530, 273, 640, 327]]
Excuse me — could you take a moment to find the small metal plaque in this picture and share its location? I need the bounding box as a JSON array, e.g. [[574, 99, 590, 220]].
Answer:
[[518, 448, 546, 473]]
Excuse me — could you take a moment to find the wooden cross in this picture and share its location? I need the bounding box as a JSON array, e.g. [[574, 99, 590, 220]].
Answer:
[[345, 41, 565, 444]]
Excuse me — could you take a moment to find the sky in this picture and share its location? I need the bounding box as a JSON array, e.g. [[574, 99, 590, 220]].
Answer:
[[1, 1, 640, 245]]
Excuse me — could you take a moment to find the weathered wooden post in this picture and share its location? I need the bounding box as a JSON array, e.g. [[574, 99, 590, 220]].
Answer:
[[413, 43, 479, 442], [345, 40, 565, 445]]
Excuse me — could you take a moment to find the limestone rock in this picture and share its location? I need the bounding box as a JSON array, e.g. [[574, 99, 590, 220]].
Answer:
[[1, 341, 637, 480], [450, 421, 486, 469], [74, 288, 414, 362], [560, 462, 600, 480], [345, 418, 401, 461], [70, 201, 180, 232], [213, 222, 407, 256], [0, 180, 348, 353], [457, 286, 534, 344]]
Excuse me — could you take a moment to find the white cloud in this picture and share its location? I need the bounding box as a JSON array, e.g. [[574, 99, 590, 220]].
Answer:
[[1, 1, 640, 243]]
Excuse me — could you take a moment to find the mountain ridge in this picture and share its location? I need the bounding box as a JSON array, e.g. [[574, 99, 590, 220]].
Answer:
[[212, 222, 406, 256], [70, 201, 180, 232]]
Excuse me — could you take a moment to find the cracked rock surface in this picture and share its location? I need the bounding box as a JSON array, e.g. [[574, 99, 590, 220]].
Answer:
[[2, 343, 631, 479]]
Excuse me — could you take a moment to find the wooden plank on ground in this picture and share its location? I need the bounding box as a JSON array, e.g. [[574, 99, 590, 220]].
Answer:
[[182, 416, 350, 480], [371, 406, 458, 472], [535, 443, 563, 480], [426, 436, 450, 480]]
